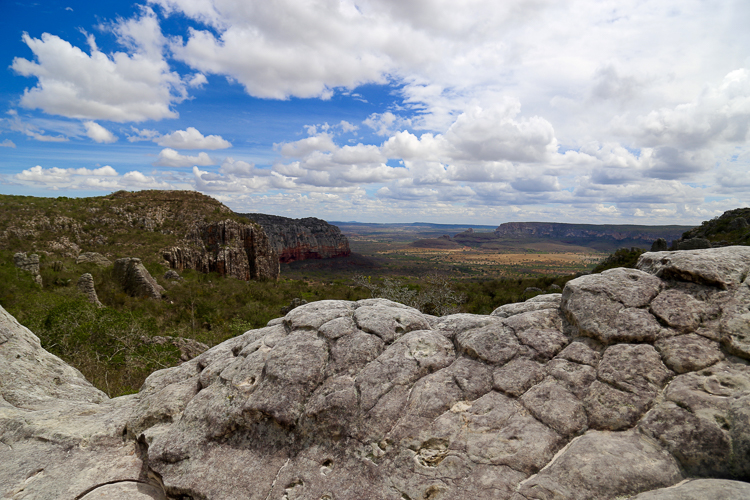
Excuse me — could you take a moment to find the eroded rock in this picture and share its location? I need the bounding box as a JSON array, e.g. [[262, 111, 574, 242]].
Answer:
[[3, 247, 750, 500], [113, 258, 165, 299]]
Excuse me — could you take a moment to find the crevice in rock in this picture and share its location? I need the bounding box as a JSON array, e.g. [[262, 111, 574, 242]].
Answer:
[[264, 458, 291, 500]]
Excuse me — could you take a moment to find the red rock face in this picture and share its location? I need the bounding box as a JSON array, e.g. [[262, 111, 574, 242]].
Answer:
[[241, 213, 351, 264]]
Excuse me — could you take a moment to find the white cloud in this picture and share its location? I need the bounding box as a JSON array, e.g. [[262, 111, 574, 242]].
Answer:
[[619, 68, 750, 150], [1, 140, 17, 148], [279, 134, 337, 157], [364, 112, 413, 136], [377, 102, 558, 165], [126, 127, 161, 142], [11, 8, 188, 122], [193, 166, 272, 193], [444, 102, 557, 163], [153, 148, 216, 167], [13, 164, 177, 191], [83, 121, 117, 143], [7, 114, 69, 142], [339, 120, 358, 133], [187, 73, 208, 88], [157, 127, 232, 149]]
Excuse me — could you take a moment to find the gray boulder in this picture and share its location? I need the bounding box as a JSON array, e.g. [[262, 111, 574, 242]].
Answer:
[[674, 237, 712, 250], [113, 258, 165, 299], [77, 273, 104, 308], [651, 237, 668, 251], [3, 247, 750, 499], [13, 252, 42, 285]]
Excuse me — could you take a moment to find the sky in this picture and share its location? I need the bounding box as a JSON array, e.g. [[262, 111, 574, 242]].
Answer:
[[1, 0, 749, 225]]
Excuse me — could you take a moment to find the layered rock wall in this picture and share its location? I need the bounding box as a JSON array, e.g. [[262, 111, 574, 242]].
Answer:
[[242, 213, 350, 263], [2, 247, 750, 499], [163, 219, 279, 281]]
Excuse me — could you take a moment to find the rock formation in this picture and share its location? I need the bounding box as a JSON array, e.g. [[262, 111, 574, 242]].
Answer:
[[13, 252, 42, 285], [650, 237, 668, 252], [163, 219, 279, 281], [2, 246, 750, 499], [77, 273, 103, 308], [76, 252, 112, 267], [242, 213, 350, 263], [164, 269, 182, 281], [113, 258, 165, 299]]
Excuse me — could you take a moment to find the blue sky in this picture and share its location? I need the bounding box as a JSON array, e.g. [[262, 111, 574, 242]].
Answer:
[[1, 0, 749, 224]]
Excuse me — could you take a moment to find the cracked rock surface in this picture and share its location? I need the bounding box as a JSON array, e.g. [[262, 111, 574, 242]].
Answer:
[[2, 247, 750, 499]]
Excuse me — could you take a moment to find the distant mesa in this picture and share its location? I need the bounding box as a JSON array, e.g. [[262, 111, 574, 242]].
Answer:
[[453, 221, 692, 253]]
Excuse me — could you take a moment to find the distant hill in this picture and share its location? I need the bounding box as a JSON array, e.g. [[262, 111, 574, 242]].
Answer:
[[454, 222, 692, 253]]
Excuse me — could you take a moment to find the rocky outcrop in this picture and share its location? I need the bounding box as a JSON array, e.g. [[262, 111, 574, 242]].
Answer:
[[673, 237, 712, 250], [13, 252, 42, 285], [2, 247, 750, 499], [241, 213, 350, 263], [76, 252, 112, 267], [77, 273, 103, 308], [113, 258, 165, 299], [163, 219, 279, 281], [676, 207, 750, 247]]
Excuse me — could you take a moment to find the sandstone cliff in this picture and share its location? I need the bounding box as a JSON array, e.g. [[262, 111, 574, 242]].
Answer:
[[2, 247, 750, 499], [241, 213, 350, 263], [163, 219, 279, 280]]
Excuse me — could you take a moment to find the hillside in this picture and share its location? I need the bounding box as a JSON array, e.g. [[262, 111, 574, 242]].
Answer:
[[673, 207, 750, 247], [0, 190, 247, 262]]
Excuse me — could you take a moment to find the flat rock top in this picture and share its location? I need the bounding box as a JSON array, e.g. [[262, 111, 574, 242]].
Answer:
[[2, 247, 750, 500]]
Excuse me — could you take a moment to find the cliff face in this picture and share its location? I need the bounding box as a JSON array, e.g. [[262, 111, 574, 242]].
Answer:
[[3, 247, 750, 500], [163, 219, 279, 280], [493, 221, 688, 243], [241, 213, 350, 263]]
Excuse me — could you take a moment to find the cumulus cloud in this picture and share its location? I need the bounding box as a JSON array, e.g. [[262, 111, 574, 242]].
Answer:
[[13, 164, 176, 191], [153, 148, 216, 167], [376, 102, 558, 165], [1, 139, 17, 148], [620, 69, 750, 150], [83, 121, 117, 143], [11, 8, 188, 122], [157, 127, 232, 149], [279, 134, 337, 157], [364, 112, 413, 136], [444, 103, 557, 163]]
